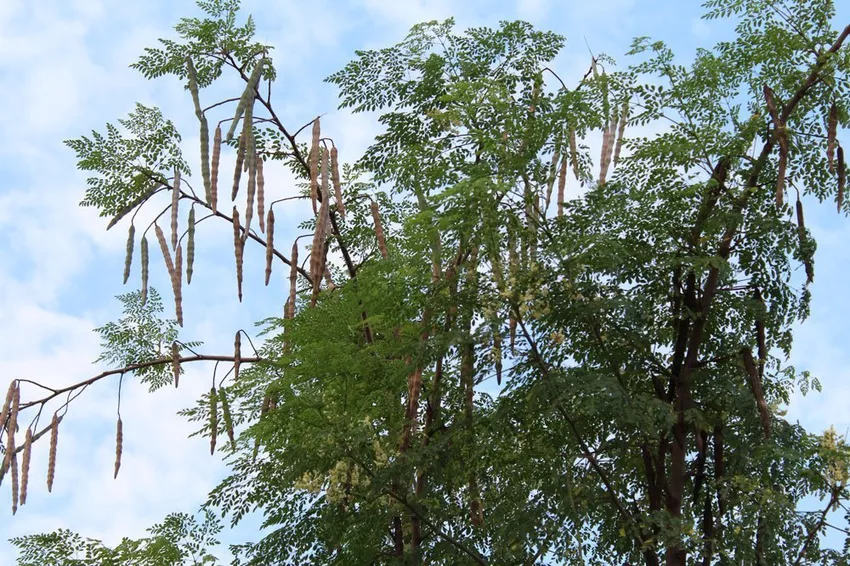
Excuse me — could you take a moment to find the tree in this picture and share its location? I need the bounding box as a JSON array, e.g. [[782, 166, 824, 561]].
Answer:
[[3, 0, 850, 563]]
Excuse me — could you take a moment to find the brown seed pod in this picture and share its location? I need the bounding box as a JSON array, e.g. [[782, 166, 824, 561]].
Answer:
[[10, 453, 18, 515], [257, 156, 265, 233], [47, 413, 58, 492], [173, 244, 183, 327], [742, 348, 770, 439], [776, 136, 788, 207], [569, 128, 580, 180], [265, 209, 275, 286], [494, 331, 503, 386], [598, 114, 617, 185], [0, 381, 15, 435], [370, 200, 388, 258], [288, 241, 298, 319], [172, 341, 181, 388], [795, 197, 815, 285], [331, 146, 344, 219], [187, 207, 196, 285], [209, 387, 218, 455], [232, 132, 245, 201], [211, 125, 222, 212], [557, 152, 568, 217], [232, 207, 244, 302], [754, 289, 767, 377], [20, 427, 32, 506], [155, 224, 175, 276], [220, 388, 236, 450], [827, 103, 838, 173], [171, 169, 180, 250], [123, 225, 135, 285], [838, 145, 845, 213], [613, 100, 629, 165], [113, 417, 123, 479], [3, 383, 19, 474], [234, 331, 241, 381], [141, 236, 149, 306], [310, 119, 320, 215]]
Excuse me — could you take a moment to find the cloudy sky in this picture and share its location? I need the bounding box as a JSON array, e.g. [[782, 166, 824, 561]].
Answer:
[[1, 0, 848, 562]]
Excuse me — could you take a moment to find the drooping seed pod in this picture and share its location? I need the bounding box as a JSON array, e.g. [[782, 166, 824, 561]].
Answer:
[[173, 243, 184, 326], [232, 207, 243, 302], [545, 141, 560, 212], [838, 145, 846, 213], [140, 236, 149, 306], [186, 56, 202, 116], [225, 58, 265, 142], [776, 136, 788, 207], [599, 114, 617, 185], [211, 125, 221, 212], [187, 207, 196, 285], [3, 383, 19, 474], [171, 169, 180, 250], [123, 225, 135, 285], [232, 132, 246, 201], [155, 225, 175, 277], [795, 196, 814, 284], [557, 152, 568, 217], [742, 348, 770, 439], [331, 146, 345, 219], [310, 119, 321, 215], [47, 413, 59, 492], [754, 289, 767, 378], [244, 139, 256, 238], [172, 341, 181, 388], [20, 427, 32, 506], [113, 417, 123, 479], [613, 100, 629, 165], [827, 103, 838, 173], [265, 209, 275, 286], [569, 128, 580, 180], [200, 116, 211, 204], [288, 241, 298, 319], [257, 156, 266, 233], [209, 387, 218, 455], [310, 155, 330, 306], [220, 388, 236, 450], [0, 381, 15, 435], [10, 453, 18, 515], [493, 331, 503, 386], [370, 200, 388, 258], [234, 331, 241, 381]]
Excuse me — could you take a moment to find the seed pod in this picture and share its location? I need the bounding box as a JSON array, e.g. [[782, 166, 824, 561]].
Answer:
[[742, 348, 770, 439], [173, 243, 184, 326], [106, 184, 159, 231], [370, 200, 388, 258], [795, 197, 814, 284], [838, 145, 845, 213], [113, 417, 123, 479], [310, 154, 330, 305], [232, 132, 246, 201], [257, 156, 266, 233], [310, 119, 320, 215], [569, 128, 580, 180], [20, 427, 32, 506], [558, 152, 568, 217], [828, 103, 838, 173], [155, 225, 175, 276], [211, 125, 222, 212], [123, 225, 135, 285], [494, 331, 503, 386], [172, 341, 180, 388], [47, 413, 58, 492], [220, 388, 236, 450], [171, 169, 180, 250], [288, 241, 298, 319], [226, 59, 265, 142], [331, 146, 345, 219], [187, 207, 196, 285], [599, 115, 616, 185], [265, 209, 275, 286], [10, 453, 18, 515], [199, 117, 211, 203], [234, 331, 241, 381], [3, 383, 19, 474], [186, 56, 202, 116], [545, 142, 559, 212], [776, 136, 787, 207], [754, 289, 767, 377], [244, 139, 256, 237], [0, 381, 15, 436], [613, 100, 628, 165], [141, 236, 149, 306], [233, 208, 244, 302], [209, 387, 218, 455]]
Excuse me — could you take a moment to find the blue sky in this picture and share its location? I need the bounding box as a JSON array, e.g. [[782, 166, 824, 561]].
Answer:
[[0, 0, 848, 562]]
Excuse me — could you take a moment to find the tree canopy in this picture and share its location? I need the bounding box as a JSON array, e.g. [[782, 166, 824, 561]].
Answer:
[[4, 0, 850, 564]]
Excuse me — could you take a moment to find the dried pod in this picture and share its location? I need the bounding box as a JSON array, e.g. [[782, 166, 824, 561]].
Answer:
[[795, 197, 815, 285], [3, 383, 19, 474], [557, 152, 568, 217], [20, 427, 32, 506], [140, 236, 149, 306], [234, 332, 241, 381], [754, 289, 767, 377], [113, 417, 123, 479], [233, 207, 244, 302], [209, 387, 218, 455], [47, 413, 58, 492], [569, 128, 580, 180], [776, 136, 788, 207], [827, 103, 838, 173], [211, 125, 222, 212], [173, 244, 184, 327], [155, 224, 175, 276], [187, 207, 196, 285], [310, 119, 321, 215], [257, 156, 265, 233], [370, 200, 388, 258], [331, 146, 345, 219], [838, 145, 845, 213], [493, 331, 503, 386], [598, 114, 617, 185], [288, 241, 298, 319], [613, 100, 629, 165], [310, 155, 330, 305], [172, 341, 181, 388], [171, 169, 180, 250], [220, 388, 236, 450], [742, 348, 770, 439], [232, 131, 246, 201], [0, 381, 15, 435], [265, 209, 275, 286], [10, 453, 18, 515], [123, 225, 135, 285]]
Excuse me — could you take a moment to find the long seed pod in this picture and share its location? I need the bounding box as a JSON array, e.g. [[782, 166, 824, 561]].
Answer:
[[838, 145, 845, 213], [209, 387, 218, 455], [47, 413, 59, 492], [257, 156, 266, 233], [494, 331, 503, 386], [232, 131, 246, 201], [187, 207, 196, 285], [141, 236, 149, 306], [106, 184, 159, 231], [113, 417, 123, 479], [20, 427, 32, 506], [545, 141, 560, 212], [827, 103, 838, 173], [220, 388, 236, 450], [0, 381, 15, 435], [172, 341, 181, 388], [265, 209, 275, 286], [599, 114, 617, 185], [173, 244, 183, 326], [226, 58, 265, 142], [123, 225, 135, 285], [558, 152, 568, 217], [310, 119, 321, 215], [331, 146, 345, 219], [742, 348, 771, 439], [234, 331, 241, 381], [3, 383, 19, 474], [288, 241, 298, 319], [171, 169, 180, 250], [754, 289, 767, 378], [10, 453, 18, 515], [233, 207, 243, 302], [211, 125, 222, 212], [795, 196, 814, 284], [310, 153, 330, 305], [613, 100, 629, 165], [155, 225, 175, 276], [244, 136, 256, 238], [370, 200, 388, 258], [199, 116, 211, 204], [763, 86, 786, 206]]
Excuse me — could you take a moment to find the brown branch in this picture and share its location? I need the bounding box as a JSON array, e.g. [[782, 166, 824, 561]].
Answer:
[[792, 487, 842, 566]]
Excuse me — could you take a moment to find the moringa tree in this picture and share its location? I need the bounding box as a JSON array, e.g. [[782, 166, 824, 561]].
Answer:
[[4, 0, 850, 564]]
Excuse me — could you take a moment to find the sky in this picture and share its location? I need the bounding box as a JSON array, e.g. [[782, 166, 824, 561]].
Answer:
[[0, 0, 849, 562]]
